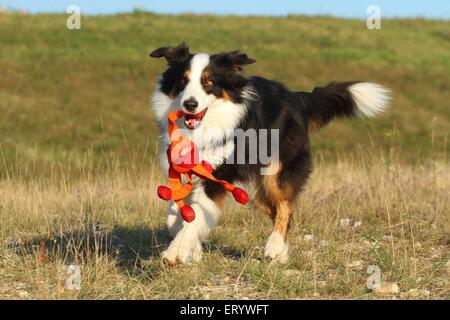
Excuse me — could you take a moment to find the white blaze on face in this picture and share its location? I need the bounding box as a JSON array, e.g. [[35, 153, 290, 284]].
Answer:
[[181, 53, 215, 115]]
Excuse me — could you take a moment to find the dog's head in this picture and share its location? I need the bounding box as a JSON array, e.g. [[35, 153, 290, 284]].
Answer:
[[150, 43, 255, 130]]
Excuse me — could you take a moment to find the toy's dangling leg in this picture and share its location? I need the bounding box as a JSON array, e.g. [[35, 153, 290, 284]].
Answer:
[[157, 167, 191, 201], [157, 167, 196, 222], [192, 164, 249, 205], [175, 198, 195, 223]]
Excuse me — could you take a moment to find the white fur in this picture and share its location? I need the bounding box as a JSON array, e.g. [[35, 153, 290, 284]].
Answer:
[[349, 82, 391, 118], [166, 200, 183, 237], [187, 98, 247, 168], [151, 57, 390, 265], [151, 53, 252, 264], [161, 185, 222, 264], [151, 81, 177, 123], [264, 231, 289, 263], [151, 83, 180, 172], [181, 54, 214, 114], [151, 54, 249, 170]]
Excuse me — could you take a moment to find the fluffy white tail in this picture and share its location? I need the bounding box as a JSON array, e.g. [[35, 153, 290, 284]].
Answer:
[[349, 82, 391, 118]]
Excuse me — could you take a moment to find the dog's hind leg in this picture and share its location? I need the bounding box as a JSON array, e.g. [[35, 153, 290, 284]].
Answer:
[[255, 174, 294, 263], [264, 200, 293, 263], [162, 184, 225, 265]]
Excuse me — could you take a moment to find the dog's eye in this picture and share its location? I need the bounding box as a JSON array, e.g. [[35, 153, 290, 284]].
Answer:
[[181, 72, 190, 86], [202, 78, 213, 87], [182, 75, 189, 85]]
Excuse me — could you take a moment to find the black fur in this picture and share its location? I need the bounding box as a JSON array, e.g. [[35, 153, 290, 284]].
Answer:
[[150, 43, 193, 97], [298, 81, 361, 129], [150, 46, 370, 205], [201, 51, 256, 102], [204, 77, 364, 201], [204, 76, 312, 200]]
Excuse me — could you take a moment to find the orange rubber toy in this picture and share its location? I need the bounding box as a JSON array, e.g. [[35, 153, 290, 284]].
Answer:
[[157, 111, 249, 222]]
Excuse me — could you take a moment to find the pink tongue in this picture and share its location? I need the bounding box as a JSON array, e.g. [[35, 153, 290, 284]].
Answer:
[[185, 118, 199, 128]]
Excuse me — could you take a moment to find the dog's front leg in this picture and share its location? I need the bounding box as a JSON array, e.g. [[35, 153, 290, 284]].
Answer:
[[162, 184, 222, 265]]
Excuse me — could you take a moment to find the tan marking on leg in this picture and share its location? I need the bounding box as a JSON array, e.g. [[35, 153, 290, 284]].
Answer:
[[273, 200, 293, 241], [262, 168, 294, 204], [256, 163, 295, 241], [253, 181, 276, 220]]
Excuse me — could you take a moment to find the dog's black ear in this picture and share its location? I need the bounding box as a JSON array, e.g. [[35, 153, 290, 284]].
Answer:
[[214, 50, 256, 70], [149, 43, 190, 62]]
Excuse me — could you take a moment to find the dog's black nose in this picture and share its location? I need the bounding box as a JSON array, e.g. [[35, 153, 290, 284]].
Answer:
[[183, 97, 198, 112]]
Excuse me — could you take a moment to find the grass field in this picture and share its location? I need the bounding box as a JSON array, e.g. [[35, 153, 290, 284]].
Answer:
[[0, 11, 449, 299]]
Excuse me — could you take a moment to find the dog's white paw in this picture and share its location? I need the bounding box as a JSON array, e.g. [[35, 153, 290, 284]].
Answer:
[[162, 237, 203, 265], [264, 232, 289, 264]]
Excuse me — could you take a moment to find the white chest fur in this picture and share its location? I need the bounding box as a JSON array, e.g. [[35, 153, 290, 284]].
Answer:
[[151, 87, 248, 172]]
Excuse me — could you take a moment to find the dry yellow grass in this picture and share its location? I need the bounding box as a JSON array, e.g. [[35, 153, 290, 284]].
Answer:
[[1, 150, 448, 299], [0, 12, 449, 300]]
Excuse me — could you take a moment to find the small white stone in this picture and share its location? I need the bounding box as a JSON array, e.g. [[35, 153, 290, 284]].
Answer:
[[353, 220, 363, 228], [303, 234, 314, 241], [373, 282, 400, 295], [17, 290, 30, 298], [14, 282, 27, 290]]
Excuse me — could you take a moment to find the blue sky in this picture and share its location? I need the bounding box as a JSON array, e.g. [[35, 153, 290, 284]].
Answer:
[[1, 0, 449, 19]]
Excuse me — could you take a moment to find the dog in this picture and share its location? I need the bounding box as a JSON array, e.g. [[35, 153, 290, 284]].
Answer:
[[150, 43, 390, 265]]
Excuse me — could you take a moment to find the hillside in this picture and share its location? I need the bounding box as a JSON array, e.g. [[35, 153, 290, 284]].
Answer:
[[0, 12, 449, 178]]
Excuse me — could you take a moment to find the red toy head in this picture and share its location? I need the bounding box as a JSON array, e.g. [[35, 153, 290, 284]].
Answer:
[[167, 136, 199, 173], [157, 111, 249, 223]]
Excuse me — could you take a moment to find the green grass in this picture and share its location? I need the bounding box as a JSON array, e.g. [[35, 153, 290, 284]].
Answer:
[[0, 12, 449, 177], [0, 11, 449, 299]]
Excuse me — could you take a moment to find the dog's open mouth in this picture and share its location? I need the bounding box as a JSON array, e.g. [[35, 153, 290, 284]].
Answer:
[[183, 109, 208, 130]]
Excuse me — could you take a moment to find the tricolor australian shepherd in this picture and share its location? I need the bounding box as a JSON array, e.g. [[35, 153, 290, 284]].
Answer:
[[150, 43, 390, 265]]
